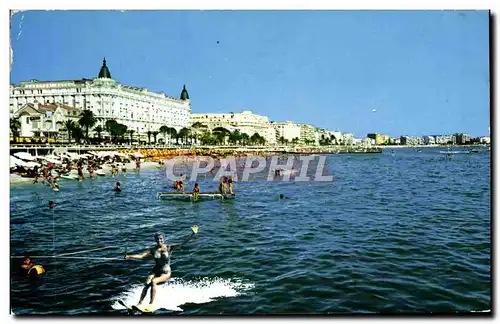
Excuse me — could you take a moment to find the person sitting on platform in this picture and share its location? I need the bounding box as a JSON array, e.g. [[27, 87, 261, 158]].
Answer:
[[193, 183, 200, 200], [228, 176, 235, 196]]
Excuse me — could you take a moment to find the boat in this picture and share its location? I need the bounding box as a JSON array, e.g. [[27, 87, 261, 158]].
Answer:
[[157, 192, 235, 200]]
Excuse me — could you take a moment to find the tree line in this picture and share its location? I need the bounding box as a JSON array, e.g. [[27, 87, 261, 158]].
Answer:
[[10, 110, 269, 146]]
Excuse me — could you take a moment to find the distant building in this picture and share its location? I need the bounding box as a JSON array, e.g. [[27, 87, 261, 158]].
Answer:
[[191, 110, 276, 145], [271, 121, 301, 144], [298, 124, 317, 145], [423, 135, 436, 145], [361, 137, 374, 147], [341, 133, 354, 145], [455, 133, 472, 145], [479, 136, 490, 144], [434, 134, 456, 145], [389, 137, 401, 145], [367, 133, 390, 145], [400, 135, 422, 146]]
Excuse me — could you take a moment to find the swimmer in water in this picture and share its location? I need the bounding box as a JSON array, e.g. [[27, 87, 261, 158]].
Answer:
[[49, 201, 56, 209], [114, 182, 121, 192], [20, 256, 34, 276], [125, 226, 198, 310]]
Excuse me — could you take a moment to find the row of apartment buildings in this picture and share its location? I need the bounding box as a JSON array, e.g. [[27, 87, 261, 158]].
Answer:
[[9, 59, 353, 145], [366, 133, 490, 146], [190, 112, 354, 145]]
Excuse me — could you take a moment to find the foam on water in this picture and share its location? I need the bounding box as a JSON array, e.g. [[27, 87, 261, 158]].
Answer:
[[111, 277, 254, 312]]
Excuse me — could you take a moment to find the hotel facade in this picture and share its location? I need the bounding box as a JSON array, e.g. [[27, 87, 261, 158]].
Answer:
[[10, 59, 191, 140], [190, 110, 277, 145]]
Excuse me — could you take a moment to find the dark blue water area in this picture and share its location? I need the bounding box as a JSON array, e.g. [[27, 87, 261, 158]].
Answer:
[[10, 148, 491, 314]]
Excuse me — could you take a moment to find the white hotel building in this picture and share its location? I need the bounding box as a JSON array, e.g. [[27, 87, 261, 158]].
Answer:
[[10, 59, 191, 140], [271, 121, 302, 143], [190, 110, 277, 145]]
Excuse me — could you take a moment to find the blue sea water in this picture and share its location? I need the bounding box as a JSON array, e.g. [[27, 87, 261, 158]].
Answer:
[[10, 147, 491, 314]]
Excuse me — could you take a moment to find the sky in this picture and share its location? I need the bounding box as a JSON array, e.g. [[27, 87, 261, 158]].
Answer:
[[9, 10, 490, 138]]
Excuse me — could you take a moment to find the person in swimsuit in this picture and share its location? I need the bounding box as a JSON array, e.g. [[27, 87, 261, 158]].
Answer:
[[219, 177, 227, 196], [193, 183, 200, 200], [20, 256, 34, 275], [228, 176, 234, 196], [125, 226, 198, 309]]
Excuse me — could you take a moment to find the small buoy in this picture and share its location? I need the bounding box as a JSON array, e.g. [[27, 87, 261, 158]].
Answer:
[[28, 265, 45, 277]]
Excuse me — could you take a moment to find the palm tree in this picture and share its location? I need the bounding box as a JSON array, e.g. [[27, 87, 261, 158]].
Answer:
[[229, 130, 241, 145], [168, 127, 178, 145], [78, 109, 98, 143], [128, 129, 135, 145], [105, 119, 118, 143], [10, 117, 21, 143], [199, 131, 215, 145], [62, 120, 76, 144], [152, 131, 159, 144], [190, 122, 207, 145], [72, 125, 85, 143], [159, 125, 169, 145], [147, 131, 152, 145], [178, 127, 190, 145], [278, 136, 286, 145], [94, 125, 104, 143], [240, 133, 250, 146], [115, 124, 128, 143], [212, 127, 231, 145]]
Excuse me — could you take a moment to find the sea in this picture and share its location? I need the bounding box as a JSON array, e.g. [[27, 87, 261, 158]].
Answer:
[[10, 147, 491, 315]]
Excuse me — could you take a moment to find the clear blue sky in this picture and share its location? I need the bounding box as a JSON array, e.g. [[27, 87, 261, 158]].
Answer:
[[10, 10, 490, 137]]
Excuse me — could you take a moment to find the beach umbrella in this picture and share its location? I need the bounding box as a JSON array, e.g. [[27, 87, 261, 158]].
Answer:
[[41, 156, 62, 164], [10, 156, 25, 168], [14, 152, 36, 161], [24, 161, 40, 169]]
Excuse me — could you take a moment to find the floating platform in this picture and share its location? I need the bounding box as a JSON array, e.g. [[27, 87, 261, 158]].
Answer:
[[157, 192, 235, 200]]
